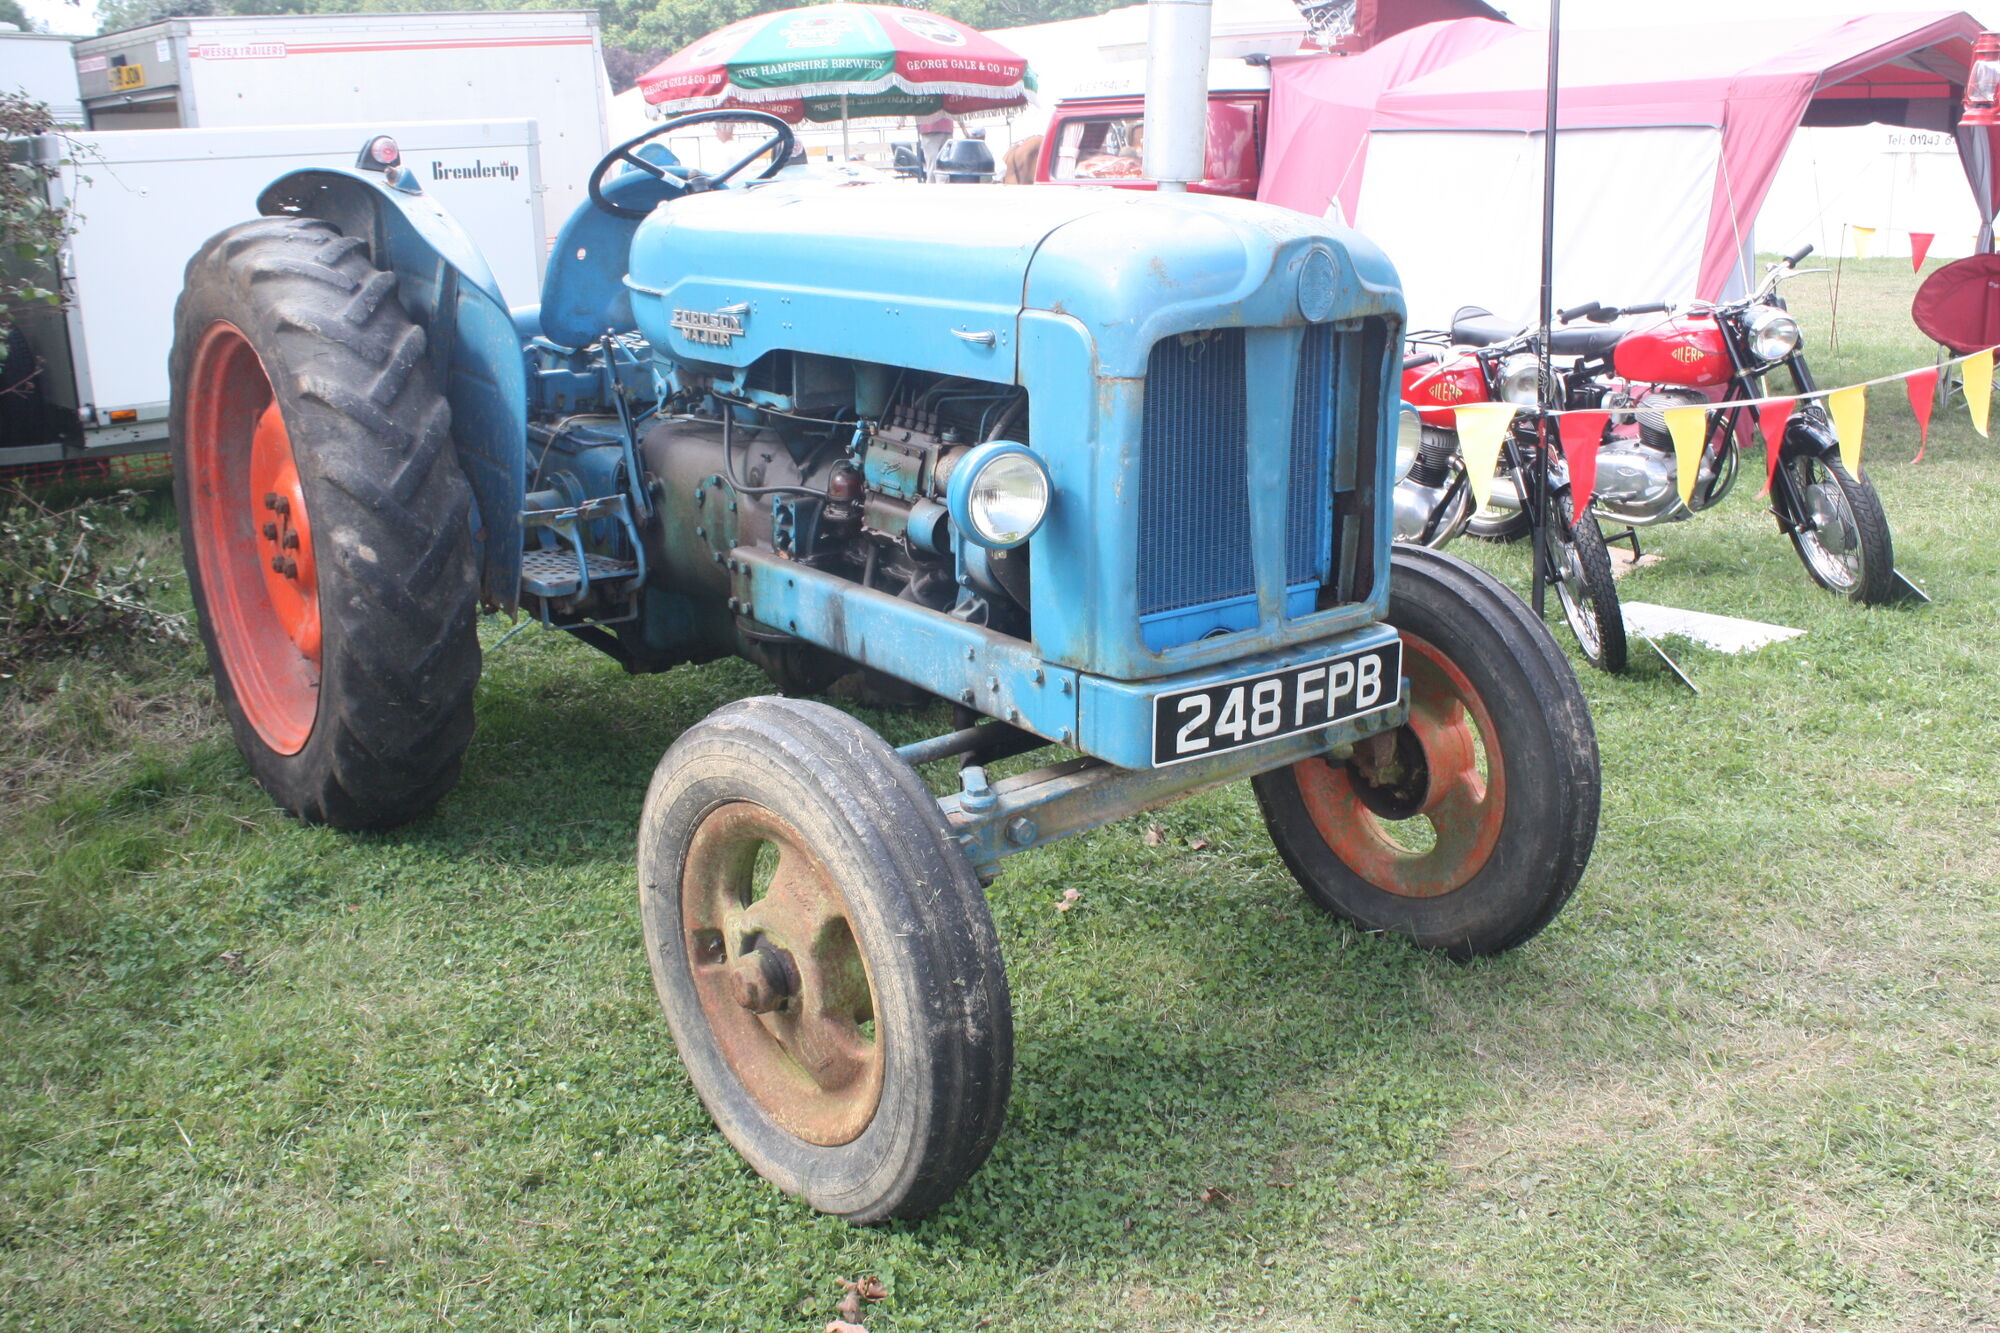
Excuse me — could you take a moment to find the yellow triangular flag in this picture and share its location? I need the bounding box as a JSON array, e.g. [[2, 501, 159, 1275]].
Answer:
[[1852, 225, 1875, 260], [1965, 348, 1993, 438], [1827, 385, 1866, 474], [1663, 406, 1708, 505], [1454, 404, 1517, 513]]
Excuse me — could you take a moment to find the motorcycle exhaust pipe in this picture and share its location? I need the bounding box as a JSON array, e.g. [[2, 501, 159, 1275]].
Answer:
[[1143, 0, 1211, 193], [1483, 473, 1524, 514]]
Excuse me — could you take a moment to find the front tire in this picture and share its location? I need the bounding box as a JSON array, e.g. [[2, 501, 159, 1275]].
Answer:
[[1783, 450, 1895, 605], [638, 697, 1012, 1223], [170, 217, 480, 830], [1544, 497, 1628, 673], [1253, 547, 1600, 959]]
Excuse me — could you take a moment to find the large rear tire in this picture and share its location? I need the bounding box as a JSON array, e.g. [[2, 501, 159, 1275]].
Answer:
[[638, 697, 1012, 1223], [170, 217, 480, 830], [1253, 547, 1600, 959]]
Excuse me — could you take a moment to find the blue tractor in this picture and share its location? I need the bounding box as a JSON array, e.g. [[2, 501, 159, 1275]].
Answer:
[[169, 112, 1600, 1222]]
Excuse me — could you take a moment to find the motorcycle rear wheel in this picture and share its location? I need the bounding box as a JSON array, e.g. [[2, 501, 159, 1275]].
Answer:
[[1784, 453, 1895, 605]]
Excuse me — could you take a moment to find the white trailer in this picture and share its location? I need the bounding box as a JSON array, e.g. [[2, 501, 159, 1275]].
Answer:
[[70, 10, 607, 254], [0, 31, 86, 126], [1, 119, 545, 464]]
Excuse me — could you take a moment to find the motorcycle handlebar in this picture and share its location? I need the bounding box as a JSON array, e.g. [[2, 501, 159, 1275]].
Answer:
[[1612, 301, 1672, 317], [1403, 352, 1439, 371], [1558, 302, 1602, 323], [1786, 242, 1815, 267]]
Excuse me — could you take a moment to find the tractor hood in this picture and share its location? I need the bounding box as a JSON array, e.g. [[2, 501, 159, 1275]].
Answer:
[[625, 177, 1401, 383]]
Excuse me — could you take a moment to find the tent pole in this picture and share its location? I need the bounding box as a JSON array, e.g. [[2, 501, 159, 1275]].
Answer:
[[842, 91, 851, 160], [1532, 0, 1562, 618]]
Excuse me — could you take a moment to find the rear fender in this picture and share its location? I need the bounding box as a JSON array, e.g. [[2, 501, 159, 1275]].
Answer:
[[257, 167, 527, 611]]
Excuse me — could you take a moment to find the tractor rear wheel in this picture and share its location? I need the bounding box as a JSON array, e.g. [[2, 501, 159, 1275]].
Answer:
[[170, 217, 480, 830], [1253, 547, 1600, 959]]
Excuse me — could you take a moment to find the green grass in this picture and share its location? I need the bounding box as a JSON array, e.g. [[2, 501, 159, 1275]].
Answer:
[[3, 258, 1998, 1331]]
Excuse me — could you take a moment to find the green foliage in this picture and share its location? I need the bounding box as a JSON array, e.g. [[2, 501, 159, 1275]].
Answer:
[[0, 486, 188, 669], [0, 0, 35, 31], [0, 93, 71, 336]]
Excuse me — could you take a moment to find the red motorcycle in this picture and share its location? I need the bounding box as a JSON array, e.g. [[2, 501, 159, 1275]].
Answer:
[[1515, 245, 1896, 604], [1398, 326, 1629, 673]]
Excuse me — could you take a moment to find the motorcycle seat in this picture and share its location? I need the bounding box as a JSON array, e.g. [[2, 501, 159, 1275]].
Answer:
[[1449, 306, 1522, 347], [1448, 306, 1626, 357]]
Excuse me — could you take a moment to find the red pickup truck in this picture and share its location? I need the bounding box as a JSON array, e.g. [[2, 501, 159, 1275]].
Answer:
[[1032, 91, 1268, 199]]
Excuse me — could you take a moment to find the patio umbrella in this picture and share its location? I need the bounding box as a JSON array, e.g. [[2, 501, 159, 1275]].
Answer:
[[637, 3, 1034, 159]]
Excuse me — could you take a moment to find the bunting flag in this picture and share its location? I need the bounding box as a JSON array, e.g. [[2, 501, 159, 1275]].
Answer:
[[1556, 412, 1609, 523], [1454, 404, 1518, 513], [1827, 386, 1866, 474], [1852, 225, 1876, 259], [1966, 348, 1994, 438], [1756, 398, 1796, 497], [1905, 368, 1938, 462], [1910, 231, 1935, 271], [1663, 406, 1708, 505]]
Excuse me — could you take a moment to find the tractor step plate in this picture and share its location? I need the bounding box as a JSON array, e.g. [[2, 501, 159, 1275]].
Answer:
[[521, 547, 640, 599]]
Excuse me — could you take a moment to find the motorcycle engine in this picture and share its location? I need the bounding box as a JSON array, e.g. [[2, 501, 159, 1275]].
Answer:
[[1630, 387, 1711, 452], [1594, 387, 1710, 524]]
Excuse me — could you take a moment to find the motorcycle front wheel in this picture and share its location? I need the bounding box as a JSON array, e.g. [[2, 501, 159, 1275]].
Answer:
[[1783, 453, 1895, 605], [1543, 496, 1628, 674]]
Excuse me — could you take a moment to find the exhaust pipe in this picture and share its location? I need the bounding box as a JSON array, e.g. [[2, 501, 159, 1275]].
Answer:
[[1143, 0, 1211, 193]]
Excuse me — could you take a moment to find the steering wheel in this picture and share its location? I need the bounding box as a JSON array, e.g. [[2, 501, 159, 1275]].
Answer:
[[588, 109, 797, 219]]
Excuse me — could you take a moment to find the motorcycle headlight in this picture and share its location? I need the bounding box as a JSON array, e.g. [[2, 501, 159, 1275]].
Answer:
[[1393, 404, 1422, 484], [946, 440, 1050, 549], [1498, 353, 1542, 406], [1746, 305, 1801, 363]]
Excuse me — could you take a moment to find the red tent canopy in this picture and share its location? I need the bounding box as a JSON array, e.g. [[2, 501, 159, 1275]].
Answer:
[[1261, 11, 1984, 306]]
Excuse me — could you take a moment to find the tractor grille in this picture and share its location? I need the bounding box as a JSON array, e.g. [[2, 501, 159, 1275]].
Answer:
[[1137, 325, 1345, 648], [1287, 323, 1336, 587], [1137, 329, 1252, 619]]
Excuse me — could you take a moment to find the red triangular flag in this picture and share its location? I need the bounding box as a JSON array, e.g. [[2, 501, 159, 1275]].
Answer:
[[1556, 412, 1609, 524], [1757, 398, 1796, 497], [1906, 367, 1938, 461], [1910, 231, 1935, 272]]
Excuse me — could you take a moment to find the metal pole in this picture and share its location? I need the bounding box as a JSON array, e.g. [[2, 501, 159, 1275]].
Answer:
[[1531, 0, 1562, 617], [1143, 0, 1212, 193], [841, 90, 850, 162]]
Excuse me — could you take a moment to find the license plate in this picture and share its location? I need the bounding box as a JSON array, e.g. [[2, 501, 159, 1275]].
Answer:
[[1151, 640, 1403, 767]]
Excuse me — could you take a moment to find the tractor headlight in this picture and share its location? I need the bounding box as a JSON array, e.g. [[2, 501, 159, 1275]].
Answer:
[[1393, 404, 1422, 483], [947, 440, 1050, 549], [1746, 305, 1801, 364], [1498, 353, 1542, 406]]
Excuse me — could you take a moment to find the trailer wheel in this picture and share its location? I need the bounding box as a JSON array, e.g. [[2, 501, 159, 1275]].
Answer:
[[1253, 547, 1600, 959], [170, 217, 480, 830], [638, 696, 1012, 1223]]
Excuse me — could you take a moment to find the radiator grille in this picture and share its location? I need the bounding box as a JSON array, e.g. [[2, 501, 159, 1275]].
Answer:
[[1137, 329, 1252, 618], [1286, 324, 1336, 587]]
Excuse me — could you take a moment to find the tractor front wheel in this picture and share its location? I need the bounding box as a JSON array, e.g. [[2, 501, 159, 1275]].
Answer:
[[638, 696, 1012, 1223], [171, 217, 480, 829], [1253, 547, 1600, 959]]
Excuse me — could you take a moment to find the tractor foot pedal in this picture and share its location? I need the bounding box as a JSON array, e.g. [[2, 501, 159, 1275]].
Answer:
[[521, 546, 640, 600]]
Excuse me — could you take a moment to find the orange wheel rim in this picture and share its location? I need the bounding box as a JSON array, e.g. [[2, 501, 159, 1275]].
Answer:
[[1292, 630, 1506, 898], [186, 323, 321, 755], [681, 802, 884, 1146]]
